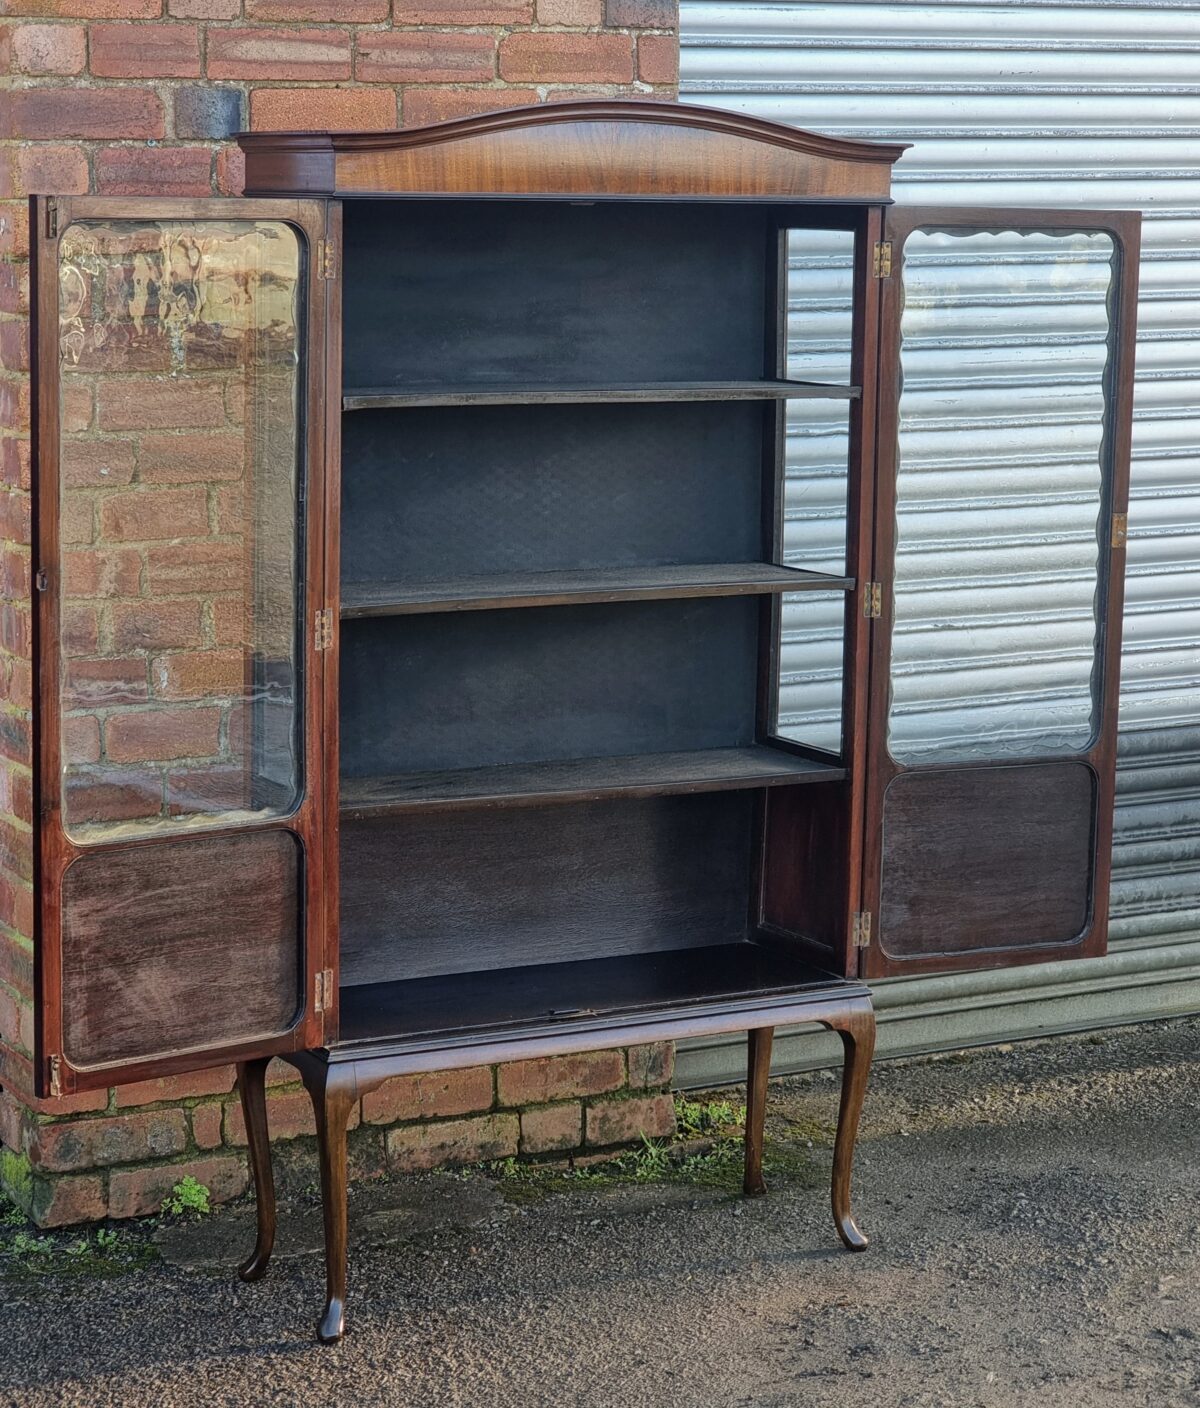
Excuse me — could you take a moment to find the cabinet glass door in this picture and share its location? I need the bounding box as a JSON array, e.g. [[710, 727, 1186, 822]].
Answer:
[[860, 207, 1140, 978], [33, 197, 332, 1093]]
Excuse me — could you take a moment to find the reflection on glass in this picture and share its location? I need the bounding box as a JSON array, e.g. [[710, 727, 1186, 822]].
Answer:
[[57, 219, 304, 840], [774, 591, 845, 756], [888, 228, 1115, 763]]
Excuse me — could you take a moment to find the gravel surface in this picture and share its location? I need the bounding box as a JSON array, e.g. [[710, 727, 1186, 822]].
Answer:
[[2, 1016, 1198, 1408]]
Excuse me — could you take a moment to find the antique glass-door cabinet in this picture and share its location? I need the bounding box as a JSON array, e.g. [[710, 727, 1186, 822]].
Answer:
[[28, 102, 1140, 1341]]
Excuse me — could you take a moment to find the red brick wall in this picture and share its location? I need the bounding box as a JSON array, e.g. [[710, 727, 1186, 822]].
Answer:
[[0, 1, 680, 1225]]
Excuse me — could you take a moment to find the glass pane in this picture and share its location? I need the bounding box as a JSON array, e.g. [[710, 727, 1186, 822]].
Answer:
[[775, 591, 845, 756], [56, 218, 304, 841], [888, 227, 1116, 763]]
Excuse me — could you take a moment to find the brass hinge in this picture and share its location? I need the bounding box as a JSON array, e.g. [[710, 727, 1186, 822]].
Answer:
[[314, 968, 334, 1013], [873, 241, 892, 278], [1111, 512, 1128, 549], [46, 200, 59, 240], [316, 239, 336, 279], [314, 608, 335, 651], [862, 581, 882, 619], [48, 1054, 63, 1098], [851, 911, 872, 949]]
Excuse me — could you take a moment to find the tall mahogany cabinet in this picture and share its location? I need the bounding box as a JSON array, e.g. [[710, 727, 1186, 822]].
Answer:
[[27, 102, 1140, 1341]]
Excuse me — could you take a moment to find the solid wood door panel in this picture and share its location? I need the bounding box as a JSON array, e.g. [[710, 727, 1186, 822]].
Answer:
[[878, 763, 1095, 962], [61, 831, 302, 1069]]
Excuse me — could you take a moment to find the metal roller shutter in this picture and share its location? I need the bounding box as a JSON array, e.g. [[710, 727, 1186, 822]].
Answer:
[[678, 0, 1200, 1083]]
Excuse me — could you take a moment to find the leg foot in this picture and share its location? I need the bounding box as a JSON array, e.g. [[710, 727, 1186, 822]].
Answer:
[[236, 1057, 275, 1283], [743, 1026, 774, 1197], [306, 1063, 357, 1345], [825, 999, 875, 1252]]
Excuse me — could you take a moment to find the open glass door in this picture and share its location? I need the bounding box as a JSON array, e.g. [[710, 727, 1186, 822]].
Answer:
[[32, 197, 333, 1094], [859, 206, 1140, 978]]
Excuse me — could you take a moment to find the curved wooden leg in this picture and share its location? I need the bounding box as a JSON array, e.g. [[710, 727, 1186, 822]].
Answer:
[[743, 1026, 774, 1196], [823, 998, 876, 1252], [236, 1057, 275, 1283], [306, 1063, 358, 1345]]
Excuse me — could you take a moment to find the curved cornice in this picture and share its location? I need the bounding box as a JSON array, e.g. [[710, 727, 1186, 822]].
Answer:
[[237, 99, 910, 167]]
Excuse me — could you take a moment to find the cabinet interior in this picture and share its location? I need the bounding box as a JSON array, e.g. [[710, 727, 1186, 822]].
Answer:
[[336, 198, 857, 1037]]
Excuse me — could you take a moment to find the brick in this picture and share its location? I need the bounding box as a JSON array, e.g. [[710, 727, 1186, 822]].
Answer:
[[63, 772, 162, 825], [95, 146, 212, 196], [62, 384, 92, 433], [208, 27, 351, 81], [0, 982, 26, 1054], [361, 1066, 493, 1125], [0, 930, 34, 996], [60, 436, 136, 488], [585, 1092, 676, 1147], [137, 431, 244, 484], [394, 0, 531, 20], [500, 31, 633, 83], [605, 0, 674, 24], [152, 649, 244, 699], [250, 85, 396, 133], [99, 487, 209, 542], [30, 1173, 107, 1228], [13, 0, 162, 15], [0, 544, 30, 597], [386, 1113, 518, 1172], [0, 763, 34, 826], [9, 88, 165, 141], [537, 0, 603, 21], [12, 23, 87, 76], [169, 0, 238, 14], [0, 1088, 27, 1154], [215, 145, 245, 196], [63, 547, 142, 598], [1, 1047, 108, 1115], [403, 86, 539, 127], [627, 1041, 674, 1089], [108, 1154, 248, 1219], [0, 320, 30, 374], [637, 31, 676, 84], [248, 0, 387, 16], [62, 604, 99, 654], [145, 541, 241, 596], [90, 21, 200, 77], [211, 596, 245, 644], [0, 602, 30, 657], [191, 1101, 224, 1149], [173, 85, 243, 139], [0, 144, 89, 198], [62, 713, 100, 763], [356, 31, 496, 84], [96, 378, 226, 431], [0, 486, 30, 540], [105, 706, 220, 762], [60, 496, 95, 545], [0, 263, 28, 318], [115, 1066, 234, 1107], [111, 600, 203, 653], [520, 1101, 581, 1154], [497, 1050, 624, 1107], [0, 710, 31, 769], [0, 203, 30, 260], [31, 1108, 188, 1172]]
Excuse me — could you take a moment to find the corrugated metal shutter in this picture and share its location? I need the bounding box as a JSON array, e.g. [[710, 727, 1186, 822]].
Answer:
[[678, 0, 1200, 1082]]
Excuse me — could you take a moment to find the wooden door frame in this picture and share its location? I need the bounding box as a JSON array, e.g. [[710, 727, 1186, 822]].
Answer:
[[858, 205, 1142, 980], [31, 195, 334, 1096]]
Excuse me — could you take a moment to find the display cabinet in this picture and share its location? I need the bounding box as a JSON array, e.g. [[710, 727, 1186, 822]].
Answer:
[[27, 101, 1140, 1342]]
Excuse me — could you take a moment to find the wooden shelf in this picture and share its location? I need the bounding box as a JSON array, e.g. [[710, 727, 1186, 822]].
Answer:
[[335, 944, 846, 1049], [340, 562, 853, 618], [342, 378, 860, 410], [340, 745, 843, 819]]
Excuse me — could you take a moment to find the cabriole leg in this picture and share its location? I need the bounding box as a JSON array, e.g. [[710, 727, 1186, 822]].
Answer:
[[825, 999, 876, 1252], [743, 1025, 774, 1196], [236, 1057, 275, 1283], [308, 1064, 358, 1344]]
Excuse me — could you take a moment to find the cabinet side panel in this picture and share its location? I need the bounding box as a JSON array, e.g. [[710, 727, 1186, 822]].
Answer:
[[878, 762, 1095, 961], [61, 830, 302, 1069]]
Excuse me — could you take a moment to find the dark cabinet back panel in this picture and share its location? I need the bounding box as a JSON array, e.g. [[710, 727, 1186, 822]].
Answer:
[[340, 792, 756, 984], [878, 761, 1096, 960], [340, 402, 767, 584], [339, 596, 761, 777], [60, 830, 303, 1070], [342, 201, 770, 388]]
